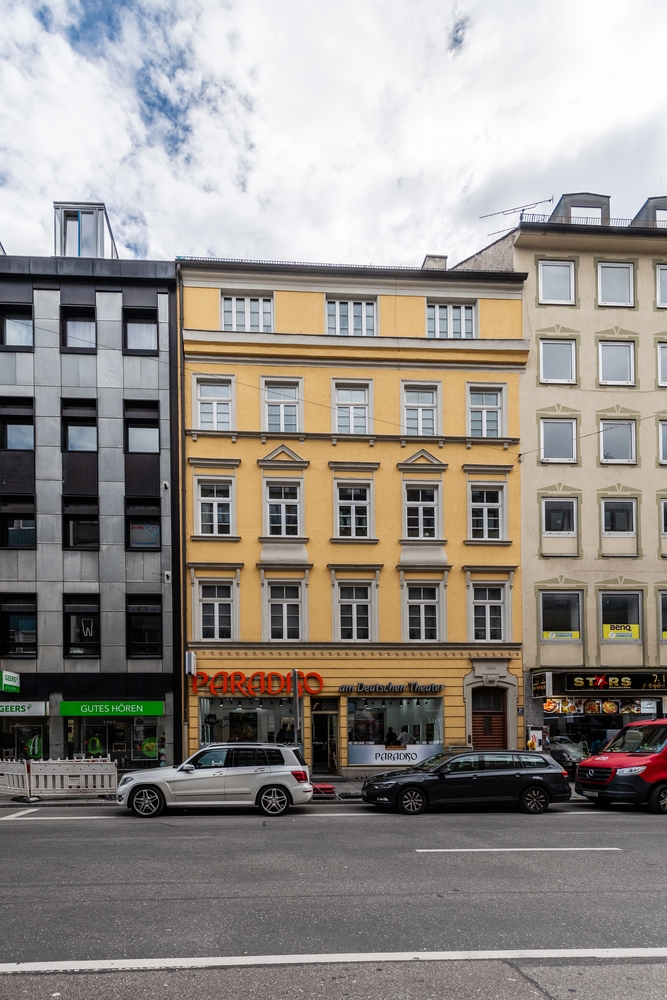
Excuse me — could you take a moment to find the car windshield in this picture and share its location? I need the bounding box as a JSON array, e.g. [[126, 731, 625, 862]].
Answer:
[[412, 751, 459, 771], [604, 725, 667, 754]]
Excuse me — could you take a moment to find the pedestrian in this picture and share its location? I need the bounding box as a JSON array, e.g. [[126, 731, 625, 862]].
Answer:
[[276, 725, 287, 744], [384, 726, 399, 745], [397, 726, 416, 746]]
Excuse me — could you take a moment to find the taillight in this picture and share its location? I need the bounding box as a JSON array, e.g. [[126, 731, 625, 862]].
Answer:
[[562, 770, 569, 777], [291, 770, 308, 783]]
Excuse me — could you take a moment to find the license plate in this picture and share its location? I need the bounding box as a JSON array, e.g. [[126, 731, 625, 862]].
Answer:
[[582, 790, 598, 798]]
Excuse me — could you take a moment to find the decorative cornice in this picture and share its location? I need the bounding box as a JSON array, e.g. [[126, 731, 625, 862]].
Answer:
[[188, 456, 241, 467], [462, 464, 514, 474], [329, 462, 381, 472]]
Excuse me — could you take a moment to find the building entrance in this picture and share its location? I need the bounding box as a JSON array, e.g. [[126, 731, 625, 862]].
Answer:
[[311, 713, 338, 773], [472, 687, 506, 749]]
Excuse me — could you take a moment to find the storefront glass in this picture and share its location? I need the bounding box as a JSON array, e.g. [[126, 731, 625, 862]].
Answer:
[[66, 716, 167, 770], [199, 697, 300, 747], [347, 697, 443, 765], [545, 696, 659, 754]]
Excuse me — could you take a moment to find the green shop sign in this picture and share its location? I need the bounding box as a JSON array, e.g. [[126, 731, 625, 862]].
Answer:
[[59, 701, 165, 717], [1, 671, 20, 694]]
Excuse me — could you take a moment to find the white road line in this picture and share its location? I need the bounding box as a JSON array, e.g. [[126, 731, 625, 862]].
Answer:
[[415, 847, 622, 853], [0, 808, 40, 821], [2, 947, 667, 974]]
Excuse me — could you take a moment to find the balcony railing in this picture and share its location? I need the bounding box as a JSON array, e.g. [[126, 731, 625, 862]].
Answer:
[[521, 213, 667, 229]]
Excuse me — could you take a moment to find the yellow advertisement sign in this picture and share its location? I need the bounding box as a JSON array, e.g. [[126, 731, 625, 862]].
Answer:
[[542, 631, 580, 640], [603, 624, 640, 640]]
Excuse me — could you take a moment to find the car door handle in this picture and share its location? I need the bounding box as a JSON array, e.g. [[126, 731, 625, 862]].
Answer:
[[472, 775, 478, 780], [254, 768, 267, 772]]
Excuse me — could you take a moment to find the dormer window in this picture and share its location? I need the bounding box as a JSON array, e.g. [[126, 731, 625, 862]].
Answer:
[[54, 202, 118, 259]]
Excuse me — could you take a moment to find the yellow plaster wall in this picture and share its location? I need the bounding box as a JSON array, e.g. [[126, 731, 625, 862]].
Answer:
[[379, 295, 425, 338], [183, 286, 220, 331], [478, 298, 522, 339], [274, 290, 325, 334]]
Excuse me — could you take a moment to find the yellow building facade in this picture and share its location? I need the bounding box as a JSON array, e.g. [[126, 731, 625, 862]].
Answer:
[[177, 258, 528, 774]]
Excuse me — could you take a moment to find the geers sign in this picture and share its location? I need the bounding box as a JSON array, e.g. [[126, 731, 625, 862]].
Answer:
[[193, 670, 324, 698]]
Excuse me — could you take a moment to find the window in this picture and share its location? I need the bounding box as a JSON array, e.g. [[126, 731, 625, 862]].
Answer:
[[470, 488, 502, 540], [601, 498, 635, 536], [223, 296, 272, 332], [599, 342, 634, 385], [404, 387, 437, 435], [598, 262, 634, 307], [198, 382, 231, 431], [201, 584, 233, 640], [540, 419, 576, 463], [660, 423, 667, 464], [541, 592, 581, 640], [126, 595, 162, 658], [124, 310, 158, 353], [405, 487, 437, 539], [540, 340, 576, 383], [338, 585, 371, 640], [268, 484, 299, 536], [61, 308, 96, 352], [407, 586, 438, 640], [469, 389, 501, 438], [269, 585, 301, 639], [0, 495, 35, 548], [125, 498, 161, 549], [657, 266, 667, 308], [473, 587, 504, 641], [600, 592, 641, 642], [658, 345, 667, 386], [661, 499, 667, 537], [600, 420, 635, 463], [327, 300, 375, 336], [63, 595, 100, 657], [542, 498, 576, 535], [427, 303, 475, 338], [64, 209, 96, 256], [124, 401, 159, 453], [0, 594, 36, 657], [62, 399, 97, 452], [0, 308, 33, 349], [538, 261, 575, 304], [63, 496, 99, 549], [265, 384, 298, 433], [199, 483, 231, 536], [660, 593, 667, 641], [1, 397, 34, 450], [335, 385, 368, 434], [336, 484, 369, 538]]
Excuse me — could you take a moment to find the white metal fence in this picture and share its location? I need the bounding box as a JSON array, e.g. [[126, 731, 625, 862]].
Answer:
[[0, 758, 117, 798]]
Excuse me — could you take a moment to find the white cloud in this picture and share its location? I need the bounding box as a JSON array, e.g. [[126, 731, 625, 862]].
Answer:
[[1, 0, 666, 265]]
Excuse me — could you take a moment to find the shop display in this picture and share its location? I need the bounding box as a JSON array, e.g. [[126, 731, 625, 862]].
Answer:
[[544, 697, 648, 715]]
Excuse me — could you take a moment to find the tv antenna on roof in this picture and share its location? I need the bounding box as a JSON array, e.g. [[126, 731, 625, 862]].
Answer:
[[480, 196, 554, 220]]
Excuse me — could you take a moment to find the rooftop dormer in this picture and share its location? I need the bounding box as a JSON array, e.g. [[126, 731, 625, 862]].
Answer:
[[632, 197, 667, 228], [548, 192, 611, 225], [54, 201, 118, 259]]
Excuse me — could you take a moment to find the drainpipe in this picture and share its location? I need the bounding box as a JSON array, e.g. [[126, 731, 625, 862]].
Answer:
[[177, 262, 189, 760]]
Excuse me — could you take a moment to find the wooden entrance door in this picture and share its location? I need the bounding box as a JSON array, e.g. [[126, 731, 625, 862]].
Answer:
[[472, 687, 507, 749]]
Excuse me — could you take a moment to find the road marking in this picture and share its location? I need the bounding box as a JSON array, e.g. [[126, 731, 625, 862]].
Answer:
[[416, 847, 622, 853], [2, 947, 667, 974], [0, 808, 40, 821]]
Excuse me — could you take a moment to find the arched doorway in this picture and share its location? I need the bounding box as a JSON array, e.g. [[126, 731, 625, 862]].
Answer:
[[472, 687, 507, 749]]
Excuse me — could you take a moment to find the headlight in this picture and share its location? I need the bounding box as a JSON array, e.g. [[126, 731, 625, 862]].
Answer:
[[373, 781, 397, 789], [616, 765, 647, 776], [118, 775, 135, 789]]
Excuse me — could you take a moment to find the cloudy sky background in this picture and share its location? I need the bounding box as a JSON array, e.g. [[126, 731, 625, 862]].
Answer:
[[1, 0, 667, 265]]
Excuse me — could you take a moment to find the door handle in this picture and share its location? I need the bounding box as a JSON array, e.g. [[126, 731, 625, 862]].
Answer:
[[472, 775, 478, 780], [254, 768, 267, 772], [214, 771, 226, 775]]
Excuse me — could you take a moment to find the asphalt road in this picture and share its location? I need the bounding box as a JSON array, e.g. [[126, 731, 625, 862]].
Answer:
[[1, 798, 667, 998]]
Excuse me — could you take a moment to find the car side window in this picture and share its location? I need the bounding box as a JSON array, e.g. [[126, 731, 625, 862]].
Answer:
[[229, 748, 259, 767], [483, 753, 516, 770], [518, 754, 549, 769], [265, 748, 285, 765], [193, 749, 228, 768], [447, 754, 481, 772]]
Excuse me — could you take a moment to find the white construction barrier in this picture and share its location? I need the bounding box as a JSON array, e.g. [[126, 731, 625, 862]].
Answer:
[[0, 761, 29, 797], [28, 758, 117, 797]]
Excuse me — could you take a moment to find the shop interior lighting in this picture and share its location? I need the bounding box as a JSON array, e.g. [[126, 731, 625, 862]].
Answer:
[[381, 700, 385, 707], [237, 701, 242, 710], [279, 699, 283, 707], [259, 700, 264, 709], [416, 699, 420, 706]]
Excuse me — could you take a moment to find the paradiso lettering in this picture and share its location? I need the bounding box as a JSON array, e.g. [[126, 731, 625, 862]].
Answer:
[[193, 670, 324, 698]]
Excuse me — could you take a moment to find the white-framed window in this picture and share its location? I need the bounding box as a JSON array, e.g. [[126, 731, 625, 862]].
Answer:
[[598, 262, 634, 307], [264, 382, 299, 433], [600, 420, 636, 463], [426, 303, 475, 339], [405, 486, 438, 539], [538, 260, 575, 305], [407, 585, 439, 641], [198, 481, 232, 535], [469, 387, 503, 438], [403, 385, 438, 436], [223, 295, 272, 332], [472, 585, 505, 641], [658, 344, 667, 386], [540, 419, 577, 463], [660, 592, 667, 642], [600, 591, 641, 643], [269, 584, 301, 640], [335, 384, 369, 434], [540, 340, 576, 384], [336, 483, 371, 538], [541, 592, 581, 641], [327, 300, 375, 336], [197, 381, 232, 430], [599, 342, 634, 386], [602, 498, 636, 537], [656, 265, 667, 308], [267, 482, 300, 537], [200, 583, 233, 640], [661, 422, 667, 463], [661, 499, 667, 537], [338, 584, 371, 640], [542, 498, 577, 536], [470, 487, 502, 540]]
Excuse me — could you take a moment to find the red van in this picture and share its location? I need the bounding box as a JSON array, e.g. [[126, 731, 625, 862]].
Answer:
[[575, 719, 667, 812]]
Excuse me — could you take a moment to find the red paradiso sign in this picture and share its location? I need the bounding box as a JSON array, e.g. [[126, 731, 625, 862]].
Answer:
[[193, 670, 324, 698]]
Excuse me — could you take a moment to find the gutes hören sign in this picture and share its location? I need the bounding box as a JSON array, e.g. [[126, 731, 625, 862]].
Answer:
[[193, 670, 323, 697]]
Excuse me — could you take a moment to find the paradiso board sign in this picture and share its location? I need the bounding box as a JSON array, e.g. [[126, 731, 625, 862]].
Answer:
[[193, 671, 324, 697], [602, 624, 640, 640]]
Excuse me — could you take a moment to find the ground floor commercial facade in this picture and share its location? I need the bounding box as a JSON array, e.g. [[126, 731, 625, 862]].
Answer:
[[187, 646, 524, 775]]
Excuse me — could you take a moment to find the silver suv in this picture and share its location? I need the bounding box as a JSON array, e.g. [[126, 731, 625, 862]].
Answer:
[[116, 743, 313, 817]]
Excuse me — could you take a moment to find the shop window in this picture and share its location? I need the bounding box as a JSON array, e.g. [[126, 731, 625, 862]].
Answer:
[[1, 396, 34, 450], [0, 307, 33, 350], [223, 295, 272, 333], [0, 594, 36, 657], [62, 495, 99, 549], [540, 340, 576, 383], [125, 497, 161, 549], [264, 383, 299, 433], [327, 299, 375, 336], [600, 591, 641, 643], [335, 384, 369, 434], [269, 585, 301, 640], [126, 595, 163, 658], [336, 484, 370, 538], [602, 499, 636, 536], [600, 420, 635, 463], [468, 388, 503, 438], [61, 307, 96, 352], [427, 303, 475, 339], [407, 586, 439, 641], [62, 398, 97, 452], [599, 342, 634, 386], [470, 488, 502, 540], [0, 495, 35, 548], [540, 418, 576, 463], [472, 586, 504, 641], [267, 483, 300, 536], [538, 260, 575, 305], [198, 482, 232, 536], [598, 262, 634, 307], [542, 498, 576, 535], [198, 382, 231, 430], [338, 585, 371, 641], [405, 487, 437, 539], [201, 584, 233, 640], [403, 386, 437, 436], [347, 697, 443, 762], [124, 309, 158, 354], [541, 592, 581, 641], [63, 594, 100, 657]]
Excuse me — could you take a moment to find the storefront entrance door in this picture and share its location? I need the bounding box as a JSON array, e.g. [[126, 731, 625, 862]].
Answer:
[[472, 688, 507, 749], [311, 714, 338, 773]]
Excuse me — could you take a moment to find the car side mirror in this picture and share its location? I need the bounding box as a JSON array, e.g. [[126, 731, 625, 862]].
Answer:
[[180, 763, 195, 773], [438, 767, 450, 776]]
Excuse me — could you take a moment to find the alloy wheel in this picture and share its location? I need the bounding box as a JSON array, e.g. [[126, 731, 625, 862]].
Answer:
[[400, 789, 426, 814], [521, 787, 548, 814], [131, 787, 163, 817], [259, 787, 289, 816]]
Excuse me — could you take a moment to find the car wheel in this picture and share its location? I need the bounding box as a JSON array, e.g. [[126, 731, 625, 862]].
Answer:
[[130, 786, 165, 818], [397, 787, 428, 815], [258, 786, 290, 816], [648, 785, 667, 815], [519, 786, 549, 814]]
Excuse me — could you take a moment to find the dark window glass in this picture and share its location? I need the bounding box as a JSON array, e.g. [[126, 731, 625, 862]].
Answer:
[[483, 753, 516, 770], [518, 754, 549, 769], [543, 500, 575, 533], [0, 594, 37, 657], [1, 309, 33, 349], [472, 688, 505, 712], [0, 496, 35, 548], [541, 592, 580, 637], [63, 596, 100, 657], [62, 308, 96, 351], [126, 596, 162, 658], [448, 754, 481, 773], [63, 496, 99, 550], [125, 498, 161, 550], [603, 500, 634, 533], [193, 749, 228, 768], [230, 748, 259, 767], [265, 748, 285, 765], [125, 310, 158, 352]]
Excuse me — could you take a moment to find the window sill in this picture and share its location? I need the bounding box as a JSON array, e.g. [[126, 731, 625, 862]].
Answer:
[[600, 552, 640, 557], [464, 539, 512, 545], [259, 536, 309, 543], [122, 349, 159, 357], [60, 347, 97, 355], [191, 534, 240, 542], [540, 552, 580, 557], [330, 537, 379, 544], [400, 538, 447, 545], [63, 546, 100, 552], [0, 546, 37, 551], [0, 345, 33, 353]]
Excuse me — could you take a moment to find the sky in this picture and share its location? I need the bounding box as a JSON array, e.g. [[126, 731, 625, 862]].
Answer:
[[1, 0, 667, 266]]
